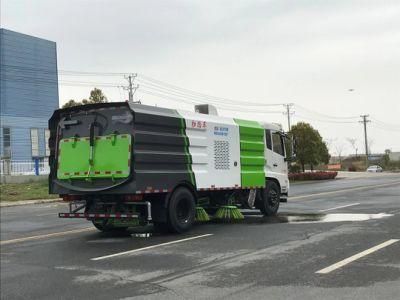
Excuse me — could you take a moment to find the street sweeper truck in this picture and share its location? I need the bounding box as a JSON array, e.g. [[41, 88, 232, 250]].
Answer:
[[50, 102, 293, 233]]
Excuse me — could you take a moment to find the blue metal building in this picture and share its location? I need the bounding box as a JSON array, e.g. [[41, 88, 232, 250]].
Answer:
[[0, 28, 59, 161]]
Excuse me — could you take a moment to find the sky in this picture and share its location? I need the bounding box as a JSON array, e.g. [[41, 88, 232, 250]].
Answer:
[[1, 0, 400, 155]]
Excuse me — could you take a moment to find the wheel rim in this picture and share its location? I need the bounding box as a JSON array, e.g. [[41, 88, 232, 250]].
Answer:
[[268, 189, 279, 207], [176, 198, 191, 224]]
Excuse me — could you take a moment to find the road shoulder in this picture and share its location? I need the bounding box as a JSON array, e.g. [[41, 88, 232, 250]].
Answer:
[[0, 198, 61, 207]]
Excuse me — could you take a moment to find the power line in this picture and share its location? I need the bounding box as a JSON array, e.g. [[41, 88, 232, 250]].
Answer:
[[138, 89, 283, 113], [369, 117, 400, 129], [294, 114, 358, 124], [369, 123, 400, 133], [138, 74, 286, 107], [295, 104, 359, 120], [137, 81, 284, 112], [5, 63, 395, 134], [1, 63, 128, 76], [2, 64, 287, 109]]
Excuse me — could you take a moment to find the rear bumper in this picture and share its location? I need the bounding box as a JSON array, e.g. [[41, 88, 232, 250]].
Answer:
[[59, 212, 138, 219], [58, 200, 152, 221]]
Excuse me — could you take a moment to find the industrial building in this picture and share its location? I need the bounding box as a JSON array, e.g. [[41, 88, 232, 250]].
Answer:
[[0, 28, 59, 164]]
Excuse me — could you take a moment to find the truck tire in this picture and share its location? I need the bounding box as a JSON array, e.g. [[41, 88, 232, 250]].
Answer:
[[167, 187, 196, 233], [92, 220, 107, 231], [259, 180, 280, 216], [92, 219, 127, 232], [153, 222, 169, 233]]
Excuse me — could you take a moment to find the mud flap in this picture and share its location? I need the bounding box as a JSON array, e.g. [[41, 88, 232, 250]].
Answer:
[[247, 189, 257, 208]]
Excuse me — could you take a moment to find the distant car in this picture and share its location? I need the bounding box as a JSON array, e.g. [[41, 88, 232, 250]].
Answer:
[[367, 165, 383, 172]]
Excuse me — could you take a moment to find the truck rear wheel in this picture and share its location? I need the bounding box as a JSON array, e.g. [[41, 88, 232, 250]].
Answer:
[[258, 181, 280, 216], [92, 219, 128, 232], [167, 187, 196, 233]]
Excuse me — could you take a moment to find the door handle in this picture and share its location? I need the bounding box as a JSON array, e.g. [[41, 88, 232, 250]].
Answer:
[[273, 163, 278, 167]]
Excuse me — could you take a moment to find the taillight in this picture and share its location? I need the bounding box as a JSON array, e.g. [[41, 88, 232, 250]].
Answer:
[[61, 195, 82, 202], [123, 194, 143, 202]]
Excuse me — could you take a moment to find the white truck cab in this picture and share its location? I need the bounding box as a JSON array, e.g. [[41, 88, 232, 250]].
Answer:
[[262, 122, 290, 200]]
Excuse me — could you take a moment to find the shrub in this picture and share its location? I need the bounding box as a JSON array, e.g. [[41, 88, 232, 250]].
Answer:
[[289, 171, 338, 181], [348, 165, 357, 172]]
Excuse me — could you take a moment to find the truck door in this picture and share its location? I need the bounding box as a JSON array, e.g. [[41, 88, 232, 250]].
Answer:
[[264, 129, 288, 191]]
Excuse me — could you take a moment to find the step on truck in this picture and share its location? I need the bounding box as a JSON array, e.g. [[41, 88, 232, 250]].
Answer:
[[50, 102, 294, 233]]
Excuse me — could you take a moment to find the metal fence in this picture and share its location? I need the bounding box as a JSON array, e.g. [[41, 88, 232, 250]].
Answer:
[[0, 159, 50, 175]]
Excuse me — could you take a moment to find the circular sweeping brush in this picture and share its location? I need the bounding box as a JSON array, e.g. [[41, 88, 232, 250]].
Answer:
[[214, 205, 244, 222], [195, 206, 210, 222]]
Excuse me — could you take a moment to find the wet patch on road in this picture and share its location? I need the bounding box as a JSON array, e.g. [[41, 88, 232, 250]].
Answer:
[[242, 212, 393, 224]]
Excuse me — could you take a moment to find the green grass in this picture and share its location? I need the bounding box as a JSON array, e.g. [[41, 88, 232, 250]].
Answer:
[[0, 180, 57, 202]]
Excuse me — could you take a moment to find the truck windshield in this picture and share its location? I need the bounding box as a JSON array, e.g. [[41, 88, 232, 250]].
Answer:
[[272, 132, 285, 156]]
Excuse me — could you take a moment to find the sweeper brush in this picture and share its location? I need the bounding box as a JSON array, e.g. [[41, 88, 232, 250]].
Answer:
[[214, 205, 244, 221], [195, 207, 210, 222]]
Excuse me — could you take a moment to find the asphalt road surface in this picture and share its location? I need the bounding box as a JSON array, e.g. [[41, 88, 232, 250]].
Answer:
[[1, 174, 400, 299]]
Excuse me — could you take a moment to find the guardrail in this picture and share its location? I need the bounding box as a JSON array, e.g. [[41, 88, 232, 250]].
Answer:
[[0, 159, 50, 175]]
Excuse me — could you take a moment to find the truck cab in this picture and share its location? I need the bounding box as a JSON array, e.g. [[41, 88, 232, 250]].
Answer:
[[262, 122, 290, 201]]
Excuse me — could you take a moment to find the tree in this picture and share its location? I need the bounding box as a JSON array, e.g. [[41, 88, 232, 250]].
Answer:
[[324, 138, 336, 154], [61, 88, 108, 108], [290, 122, 330, 172], [62, 99, 81, 108], [89, 88, 107, 103], [318, 141, 330, 165], [346, 138, 358, 156], [334, 143, 346, 163]]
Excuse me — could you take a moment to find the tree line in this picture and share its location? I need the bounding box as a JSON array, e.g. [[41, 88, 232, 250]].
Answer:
[[62, 88, 108, 108]]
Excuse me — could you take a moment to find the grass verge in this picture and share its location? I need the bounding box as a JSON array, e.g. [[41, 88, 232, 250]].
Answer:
[[0, 180, 57, 202]]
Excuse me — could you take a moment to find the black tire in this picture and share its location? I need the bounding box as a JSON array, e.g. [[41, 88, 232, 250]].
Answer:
[[167, 187, 196, 233], [259, 180, 280, 216], [92, 219, 107, 231], [153, 222, 169, 233], [92, 219, 128, 232]]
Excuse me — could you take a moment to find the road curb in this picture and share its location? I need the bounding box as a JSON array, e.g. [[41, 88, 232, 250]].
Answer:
[[0, 198, 62, 207], [290, 179, 337, 185]]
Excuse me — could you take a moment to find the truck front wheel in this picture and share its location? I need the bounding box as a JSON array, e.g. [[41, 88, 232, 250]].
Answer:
[[167, 187, 196, 233], [258, 181, 280, 216]]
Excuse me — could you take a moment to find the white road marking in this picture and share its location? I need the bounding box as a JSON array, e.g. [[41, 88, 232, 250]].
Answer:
[[91, 233, 214, 261], [291, 181, 400, 200], [0, 227, 95, 245], [319, 203, 360, 212], [316, 239, 399, 274]]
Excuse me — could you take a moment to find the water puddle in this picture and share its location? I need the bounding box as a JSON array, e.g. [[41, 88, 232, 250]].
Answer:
[[243, 212, 393, 224]]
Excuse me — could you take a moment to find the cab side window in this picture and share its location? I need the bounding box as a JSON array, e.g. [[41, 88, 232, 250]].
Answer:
[[265, 129, 272, 150], [272, 132, 284, 156]]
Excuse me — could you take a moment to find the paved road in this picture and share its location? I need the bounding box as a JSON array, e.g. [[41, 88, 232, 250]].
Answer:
[[1, 174, 400, 299]]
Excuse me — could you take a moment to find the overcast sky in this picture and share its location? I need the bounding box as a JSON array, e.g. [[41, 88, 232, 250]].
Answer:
[[2, 0, 400, 154]]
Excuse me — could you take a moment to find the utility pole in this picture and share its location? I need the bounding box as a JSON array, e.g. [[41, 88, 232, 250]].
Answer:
[[123, 74, 139, 103], [283, 103, 294, 131], [360, 114, 370, 163]]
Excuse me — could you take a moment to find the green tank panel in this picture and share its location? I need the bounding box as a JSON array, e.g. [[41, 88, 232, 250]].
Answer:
[[57, 134, 131, 180], [234, 119, 265, 188]]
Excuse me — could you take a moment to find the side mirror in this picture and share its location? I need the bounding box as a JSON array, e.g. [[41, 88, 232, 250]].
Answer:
[[283, 133, 296, 162]]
